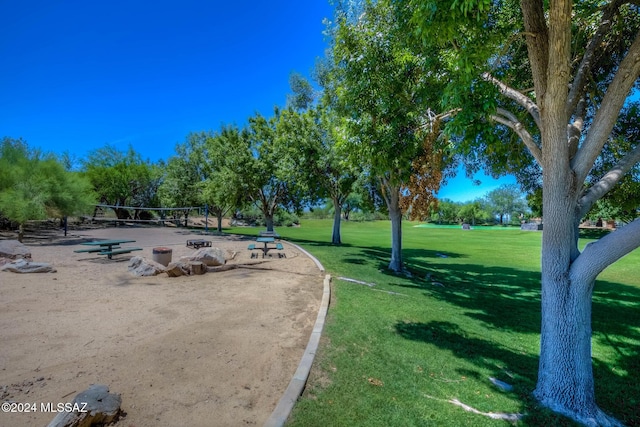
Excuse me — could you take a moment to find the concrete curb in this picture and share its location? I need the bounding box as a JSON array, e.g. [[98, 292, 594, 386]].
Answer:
[[263, 243, 330, 427]]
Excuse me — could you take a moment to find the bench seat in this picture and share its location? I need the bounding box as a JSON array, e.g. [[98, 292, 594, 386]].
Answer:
[[98, 247, 143, 259], [74, 246, 120, 253]]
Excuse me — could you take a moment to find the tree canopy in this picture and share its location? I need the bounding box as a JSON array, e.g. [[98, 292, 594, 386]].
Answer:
[[330, 0, 446, 270], [0, 137, 95, 241], [82, 145, 162, 219], [403, 0, 640, 424]]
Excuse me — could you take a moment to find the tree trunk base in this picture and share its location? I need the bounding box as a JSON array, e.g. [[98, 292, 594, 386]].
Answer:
[[536, 394, 624, 427]]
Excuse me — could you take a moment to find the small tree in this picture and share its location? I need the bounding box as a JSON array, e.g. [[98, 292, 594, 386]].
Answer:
[[82, 145, 160, 219], [0, 137, 95, 241], [231, 111, 310, 232], [202, 126, 247, 232], [485, 184, 529, 225], [458, 199, 490, 226]]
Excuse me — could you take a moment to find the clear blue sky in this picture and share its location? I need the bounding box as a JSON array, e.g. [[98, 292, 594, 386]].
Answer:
[[1, 0, 514, 204], [1, 1, 333, 161]]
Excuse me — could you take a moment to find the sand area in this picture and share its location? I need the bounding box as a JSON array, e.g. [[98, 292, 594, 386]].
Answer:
[[0, 224, 324, 427]]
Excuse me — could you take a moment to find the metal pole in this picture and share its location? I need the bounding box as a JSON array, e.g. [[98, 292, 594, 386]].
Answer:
[[204, 204, 209, 233]]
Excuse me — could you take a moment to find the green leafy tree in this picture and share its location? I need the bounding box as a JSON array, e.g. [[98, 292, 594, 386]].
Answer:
[[0, 137, 95, 241], [82, 145, 161, 219], [202, 126, 247, 232], [407, 0, 640, 423], [159, 132, 210, 225], [332, 0, 446, 271], [231, 110, 311, 232], [280, 104, 360, 244], [432, 199, 461, 224], [485, 184, 529, 224], [286, 72, 316, 111], [458, 199, 490, 226]]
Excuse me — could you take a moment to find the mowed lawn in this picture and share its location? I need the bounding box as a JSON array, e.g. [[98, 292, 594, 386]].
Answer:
[[228, 220, 640, 426]]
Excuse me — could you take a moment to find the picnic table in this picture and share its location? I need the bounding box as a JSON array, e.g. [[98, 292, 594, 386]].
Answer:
[[186, 239, 212, 249], [259, 230, 280, 239], [74, 239, 142, 259], [248, 237, 285, 258]]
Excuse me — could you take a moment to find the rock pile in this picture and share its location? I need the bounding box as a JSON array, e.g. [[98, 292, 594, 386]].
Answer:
[[0, 240, 56, 273], [128, 247, 233, 277]]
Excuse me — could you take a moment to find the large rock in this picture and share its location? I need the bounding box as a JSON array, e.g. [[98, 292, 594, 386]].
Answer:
[[165, 261, 191, 277], [188, 247, 226, 266], [1, 259, 56, 273], [47, 384, 121, 427], [127, 256, 165, 277], [0, 240, 32, 260]]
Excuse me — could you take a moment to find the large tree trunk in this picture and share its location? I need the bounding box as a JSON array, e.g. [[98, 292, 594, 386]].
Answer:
[[533, 58, 621, 424], [331, 197, 342, 245], [534, 176, 603, 423]]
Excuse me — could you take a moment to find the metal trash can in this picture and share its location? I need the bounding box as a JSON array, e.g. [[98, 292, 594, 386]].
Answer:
[[152, 247, 172, 266]]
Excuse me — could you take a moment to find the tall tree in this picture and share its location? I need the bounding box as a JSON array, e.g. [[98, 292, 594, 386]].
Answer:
[[82, 145, 160, 219], [332, 0, 445, 271], [0, 137, 95, 241], [485, 184, 528, 224], [159, 132, 210, 225], [408, 0, 640, 424], [202, 126, 247, 232], [232, 110, 311, 232]]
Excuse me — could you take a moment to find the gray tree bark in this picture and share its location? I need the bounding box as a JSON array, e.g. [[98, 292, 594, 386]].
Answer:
[[381, 177, 403, 272], [331, 197, 342, 245]]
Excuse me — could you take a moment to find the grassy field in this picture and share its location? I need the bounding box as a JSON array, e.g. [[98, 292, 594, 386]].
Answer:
[[227, 220, 640, 426]]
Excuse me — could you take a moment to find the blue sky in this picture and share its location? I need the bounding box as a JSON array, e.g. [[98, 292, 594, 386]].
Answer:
[[1, 0, 513, 204]]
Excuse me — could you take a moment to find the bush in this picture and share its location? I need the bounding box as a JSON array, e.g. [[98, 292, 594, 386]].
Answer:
[[349, 211, 388, 222]]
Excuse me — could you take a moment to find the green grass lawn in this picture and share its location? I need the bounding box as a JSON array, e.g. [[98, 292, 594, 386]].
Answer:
[[227, 220, 640, 426]]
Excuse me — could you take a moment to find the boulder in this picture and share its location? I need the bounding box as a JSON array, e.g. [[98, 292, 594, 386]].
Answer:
[[47, 384, 121, 427], [188, 247, 226, 266], [1, 259, 56, 273], [165, 261, 191, 277], [127, 256, 166, 277], [0, 240, 32, 260]]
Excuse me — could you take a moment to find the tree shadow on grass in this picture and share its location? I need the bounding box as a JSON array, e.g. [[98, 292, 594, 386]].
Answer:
[[393, 320, 581, 426], [390, 258, 640, 426]]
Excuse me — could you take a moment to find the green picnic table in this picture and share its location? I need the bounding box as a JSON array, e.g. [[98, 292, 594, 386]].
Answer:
[[74, 239, 142, 259]]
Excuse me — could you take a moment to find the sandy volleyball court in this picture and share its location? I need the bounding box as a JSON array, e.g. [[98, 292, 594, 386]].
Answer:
[[0, 225, 324, 427]]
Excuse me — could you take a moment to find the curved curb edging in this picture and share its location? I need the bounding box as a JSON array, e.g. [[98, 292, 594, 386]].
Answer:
[[263, 243, 330, 427]]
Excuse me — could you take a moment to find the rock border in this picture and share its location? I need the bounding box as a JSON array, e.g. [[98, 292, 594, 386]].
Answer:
[[263, 242, 330, 427]]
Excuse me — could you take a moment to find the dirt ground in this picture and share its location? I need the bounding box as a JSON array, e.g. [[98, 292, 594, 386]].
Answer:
[[0, 223, 324, 427]]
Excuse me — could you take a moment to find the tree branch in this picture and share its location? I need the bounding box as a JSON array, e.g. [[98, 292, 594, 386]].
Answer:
[[578, 143, 640, 218], [416, 108, 460, 132], [482, 73, 541, 128], [566, 0, 626, 117], [520, 0, 549, 100], [568, 98, 586, 160], [492, 108, 543, 166], [570, 218, 640, 286], [572, 29, 640, 184]]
